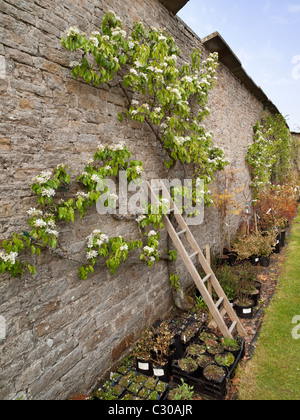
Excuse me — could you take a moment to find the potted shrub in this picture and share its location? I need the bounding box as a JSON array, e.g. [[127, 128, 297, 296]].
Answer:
[[133, 321, 174, 380], [151, 321, 175, 382], [235, 264, 260, 306], [234, 295, 255, 319], [233, 231, 275, 265], [132, 328, 155, 376]]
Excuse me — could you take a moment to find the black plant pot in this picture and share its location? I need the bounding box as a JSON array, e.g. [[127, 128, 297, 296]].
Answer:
[[152, 362, 170, 383], [280, 230, 287, 247], [260, 256, 270, 267], [248, 289, 260, 306], [234, 299, 255, 319], [136, 358, 153, 377], [274, 241, 281, 254], [249, 255, 260, 266], [228, 252, 238, 266]]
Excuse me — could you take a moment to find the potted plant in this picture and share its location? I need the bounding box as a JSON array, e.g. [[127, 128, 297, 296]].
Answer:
[[151, 321, 175, 382], [132, 328, 154, 376], [233, 234, 255, 262], [212, 169, 245, 263], [221, 338, 241, 357], [235, 264, 260, 306], [178, 357, 199, 374], [148, 390, 160, 400], [258, 230, 276, 267], [203, 363, 227, 384], [199, 328, 218, 343], [206, 340, 224, 355], [215, 352, 235, 368], [180, 324, 199, 347], [196, 354, 214, 370], [186, 344, 206, 357], [234, 295, 255, 319], [138, 387, 149, 399], [233, 231, 275, 265]]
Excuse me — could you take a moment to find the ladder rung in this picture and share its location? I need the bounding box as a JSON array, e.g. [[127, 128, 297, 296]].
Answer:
[[189, 251, 199, 259], [229, 321, 237, 334], [202, 274, 211, 284], [177, 229, 187, 237], [216, 297, 224, 309]]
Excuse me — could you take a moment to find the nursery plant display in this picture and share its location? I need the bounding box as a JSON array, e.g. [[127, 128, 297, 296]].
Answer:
[[172, 326, 245, 398]]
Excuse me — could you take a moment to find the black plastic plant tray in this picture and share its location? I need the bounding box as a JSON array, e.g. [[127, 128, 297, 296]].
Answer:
[[171, 334, 245, 399]]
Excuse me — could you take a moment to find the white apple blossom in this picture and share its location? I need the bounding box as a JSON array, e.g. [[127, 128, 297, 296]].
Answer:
[[27, 208, 43, 217], [136, 215, 146, 223], [33, 171, 52, 185], [33, 219, 47, 228], [89, 36, 99, 47], [41, 187, 56, 198], [1, 251, 18, 265], [143, 246, 155, 254], [91, 174, 100, 183], [87, 250, 98, 260]]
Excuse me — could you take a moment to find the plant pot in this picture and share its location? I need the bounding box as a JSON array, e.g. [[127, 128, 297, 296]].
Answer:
[[273, 234, 281, 254], [221, 339, 242, 358], [228, 252, 238, 266], [274, 240, 281, 254], [203, 363, 227, 384], [248, 289, 260, 306], [260, 256, 270, 267], [280, 230, 287, 247], [152, 362, 170, 383], [234, 299, 255, 319], [214, 352, 235, 369], [136, 358, 153, 377], [173, 357, 200, 378], [249, 255, 260, 266]]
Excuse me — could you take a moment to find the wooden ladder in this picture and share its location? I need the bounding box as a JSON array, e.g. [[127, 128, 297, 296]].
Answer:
[[146, 180, 247, 339]]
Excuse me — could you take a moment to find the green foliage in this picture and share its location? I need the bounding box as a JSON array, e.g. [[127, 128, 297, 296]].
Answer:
[[169, 273, 180, 292], [247, 113, 292, 198], [61, 11, 229, 206]]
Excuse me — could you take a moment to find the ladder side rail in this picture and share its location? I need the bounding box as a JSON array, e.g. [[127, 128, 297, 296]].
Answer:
[[162, 214, 234, 339], [147, 180, 246, 338]]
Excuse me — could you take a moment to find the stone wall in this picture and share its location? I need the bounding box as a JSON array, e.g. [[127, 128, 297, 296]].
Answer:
[[0, 0, 264, 399]]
